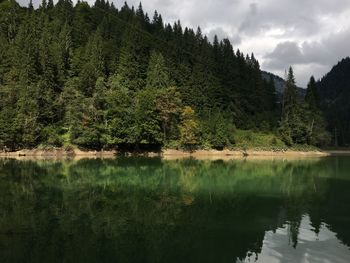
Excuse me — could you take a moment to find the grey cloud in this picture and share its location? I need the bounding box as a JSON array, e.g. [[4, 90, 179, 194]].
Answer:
[[263, 27, 350, 86], [249, 3, 258, 15], [207, 27, 241, 45], [264, 41, 305, 69], [265, 27, 350, 68], [236, 0, 350, 38]]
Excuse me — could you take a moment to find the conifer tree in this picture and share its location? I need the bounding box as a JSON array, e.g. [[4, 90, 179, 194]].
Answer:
[[279, 67, 300, 145], [282, 67, 298, 119], [47, 0, 54, 10], [28, 0, 33, 11], [146, 51, 171, 89], [79, 31, 105, 95], [129, 88, 163, 148], [305, 76, 319, 111], [105, 75, 133, 147], [305, 76, 330, 146], [115, 25, 148, 91]]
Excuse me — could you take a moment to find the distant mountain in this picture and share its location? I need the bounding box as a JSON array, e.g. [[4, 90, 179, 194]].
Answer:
[[317, 57, 350, 146], [261, 71, 306, 99]]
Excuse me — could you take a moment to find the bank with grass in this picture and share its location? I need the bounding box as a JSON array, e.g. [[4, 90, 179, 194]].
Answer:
[[0, 129, 334, 159]]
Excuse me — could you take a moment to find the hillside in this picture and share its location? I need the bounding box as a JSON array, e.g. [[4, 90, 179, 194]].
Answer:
[[0, 0, 329, 151], [317, 57, 350, 146], [261, 71, 306, 99]]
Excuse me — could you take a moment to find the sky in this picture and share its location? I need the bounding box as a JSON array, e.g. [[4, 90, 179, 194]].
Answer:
[[18, 0, 350, 87]]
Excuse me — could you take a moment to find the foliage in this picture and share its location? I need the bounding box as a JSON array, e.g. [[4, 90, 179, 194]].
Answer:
[[179, 106, 199, 149], [234, 130, 286, 150], [0, 1, 332, 151], [317, 57, 350, 146], [279, 68, 330, 147], [200, 110, 235, 150]]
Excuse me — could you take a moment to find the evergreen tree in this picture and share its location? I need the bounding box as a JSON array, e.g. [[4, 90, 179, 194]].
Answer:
[[129, 88, 163, 149], [282, 67, 298, 120], [305, 76, 319, 111], [146, 51, 171, 89], [105, 75, 133, 148], [279, 67, 303, 145], [115, 24, 149, 91], [47, 0, 54, 10], [305, 76, 330, 146], [28, 0, 33, 11], [79, 31, 105, 95]]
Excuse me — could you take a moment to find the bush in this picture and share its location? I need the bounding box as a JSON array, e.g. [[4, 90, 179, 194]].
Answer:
[[233, 130, 286, 150], [41, 126, 63, 147]]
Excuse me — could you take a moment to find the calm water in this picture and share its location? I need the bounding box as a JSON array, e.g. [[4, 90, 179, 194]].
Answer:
[[0, 157, 350, 263]]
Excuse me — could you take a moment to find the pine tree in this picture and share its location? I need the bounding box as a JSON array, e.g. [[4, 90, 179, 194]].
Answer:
[[79, 31, 106, 95], [105, 75, 133, 147], [183, 37, 220, 112], [35, 23, 60, 126], [55, 22, 72, 85], [282, 67, 298, 119], [146, 51, 171, 89], [47, 0, 54, 10], [279, 67, 301, 145], [305, 76, 319, 111], [152, 10, 163, 35], [40, 0, 47, 10], [28, 0, 34, 11], [115, 24, 149, 91], [129, 88, 163, 149], [305, 76, 330, 146]]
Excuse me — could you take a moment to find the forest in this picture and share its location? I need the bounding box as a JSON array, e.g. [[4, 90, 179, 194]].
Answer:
[[317, 57, 350, 147], [0, 0, 331, 151]]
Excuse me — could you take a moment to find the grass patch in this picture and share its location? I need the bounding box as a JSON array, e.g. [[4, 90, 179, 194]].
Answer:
[[232, 130, 287, 151]]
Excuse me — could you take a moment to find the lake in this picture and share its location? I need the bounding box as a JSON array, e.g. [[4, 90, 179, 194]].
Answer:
[[0, 156, 350, 263]]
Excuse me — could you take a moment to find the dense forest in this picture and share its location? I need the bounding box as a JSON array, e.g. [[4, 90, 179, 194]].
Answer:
[[317, 58, 350, 147], [0, 0, 330, 151]]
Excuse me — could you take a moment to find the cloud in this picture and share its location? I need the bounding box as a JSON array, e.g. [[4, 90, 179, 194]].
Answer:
[[264, 41, 305, 69], [206, 27, 241, 45], [263, 27, 350, 85]]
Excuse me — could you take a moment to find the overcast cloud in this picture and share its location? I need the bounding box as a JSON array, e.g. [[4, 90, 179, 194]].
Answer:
[[18, 0, 350, 87]]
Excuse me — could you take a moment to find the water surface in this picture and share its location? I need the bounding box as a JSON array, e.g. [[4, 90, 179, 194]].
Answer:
[[0, 157, 350, 262]]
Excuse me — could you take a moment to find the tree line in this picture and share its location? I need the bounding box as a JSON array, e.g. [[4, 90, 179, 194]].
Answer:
[[0, 0, 330, 151], [317, 57, 350, 147]]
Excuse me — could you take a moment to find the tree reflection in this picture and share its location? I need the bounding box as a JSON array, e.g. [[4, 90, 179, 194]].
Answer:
[[0, 157, 349, 262]]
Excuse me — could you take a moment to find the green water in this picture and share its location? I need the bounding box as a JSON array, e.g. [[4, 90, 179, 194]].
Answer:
[[0, 157, 350, 263]]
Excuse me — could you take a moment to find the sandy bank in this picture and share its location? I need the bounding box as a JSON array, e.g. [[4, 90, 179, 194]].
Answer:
[[0, 148, 117, 159], [162, 149, 331, 159], [0, 147, 343, 160]]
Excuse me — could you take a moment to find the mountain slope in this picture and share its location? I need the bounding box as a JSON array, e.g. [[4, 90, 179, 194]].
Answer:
[[261, 71, 306, 99], [317, 57, 350, 146]]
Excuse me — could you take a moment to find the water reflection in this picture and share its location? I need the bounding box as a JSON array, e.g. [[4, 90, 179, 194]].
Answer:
[[241, 214, 350, 263], [0, 157, 349, 263]]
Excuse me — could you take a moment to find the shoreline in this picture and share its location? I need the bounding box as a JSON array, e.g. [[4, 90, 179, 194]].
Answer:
[[0, 148, 348, 160]]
